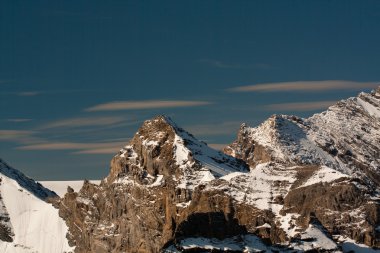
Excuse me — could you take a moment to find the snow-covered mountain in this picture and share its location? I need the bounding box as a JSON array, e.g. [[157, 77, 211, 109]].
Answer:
[[57, 115, 249, 252], [220, 87, 380, 251], [225, 87, 380, 188], [1, 87, 379, 253], [57, 88, 380, 253], [0, 159, 73, 253], [109, 115, 248, 188]]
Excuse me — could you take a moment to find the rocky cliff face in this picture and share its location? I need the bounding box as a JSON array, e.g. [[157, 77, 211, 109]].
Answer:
[[59, 88, 380, 252], [59, 116, 251, 252]]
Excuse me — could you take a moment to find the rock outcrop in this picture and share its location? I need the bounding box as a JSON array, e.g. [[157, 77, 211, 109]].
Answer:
[[59, 88, 380, 252]]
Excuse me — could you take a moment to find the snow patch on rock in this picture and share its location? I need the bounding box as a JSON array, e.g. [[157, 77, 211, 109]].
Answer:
[[299, 166, 348, 188]]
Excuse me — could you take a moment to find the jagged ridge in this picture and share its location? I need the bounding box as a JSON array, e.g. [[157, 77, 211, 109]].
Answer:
[[225, 88, 380, 187], [108, 115, 248, 189]]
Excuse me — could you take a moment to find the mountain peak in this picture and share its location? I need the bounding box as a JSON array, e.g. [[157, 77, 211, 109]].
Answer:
[[227, 89, 380, 186], [108, 115, 248, 188], [141, 114, 179, 130]]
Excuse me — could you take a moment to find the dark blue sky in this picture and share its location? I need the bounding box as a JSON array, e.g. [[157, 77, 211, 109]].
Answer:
[[1, 0, 379, 180]]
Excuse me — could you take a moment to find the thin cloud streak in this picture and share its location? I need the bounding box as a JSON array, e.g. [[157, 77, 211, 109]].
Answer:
[[0, 130, 35, 140], [0, 130, 41, 144], [6, 118, 32, 123], [229, 80, 379, 92], [17, 141, 127, 154], [18, 91, 41, 96], [73, 148, 121, 154], [0, 80, 14, 84], [199, 59, 271, 70], [40, 116, 127, 129], [85, 100, 212, 112], [1, 89, 109, 97], [264, 100, 336, 111]]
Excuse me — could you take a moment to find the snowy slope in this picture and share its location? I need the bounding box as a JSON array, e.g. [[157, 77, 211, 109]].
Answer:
[[306, 90, 380, 182], [247, 115, 338, 168], [164, 234, 277, 252], [215, 163, 307, 240], [0, 159, 57, 200], [171, 121, 249, 189], [0, 160, 73, 253]]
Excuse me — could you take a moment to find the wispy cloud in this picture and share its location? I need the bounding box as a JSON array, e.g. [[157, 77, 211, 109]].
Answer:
[[208, 143, 227, 150], [40, 116, 127, 129], [0, 130, 35, 140], [85, 100, 212, 112], [264, 100, 336, 111], [17, 91, 41, 96], [48, 10, 113, 20], [73, 148, 122, 154], [0, 89, 105, 97], [6, 118, 32, 123], [17, 141, 127, 155], [0, 80, 14, 84], [200, 59, 270, 70], [1, 114, 138, 155], [229, 80, 379, 92], [1, 125, 129, 154], [0, 130, 41, 144]]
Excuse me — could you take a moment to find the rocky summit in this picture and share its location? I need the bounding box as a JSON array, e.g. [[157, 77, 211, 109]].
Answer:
[[1, 88, 379, 252], [58, 115, 250, 252]]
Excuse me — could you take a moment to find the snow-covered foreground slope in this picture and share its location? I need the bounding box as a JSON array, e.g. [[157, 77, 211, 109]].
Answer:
[[40, 180, 101, 197], [0, 160, 73, 253]]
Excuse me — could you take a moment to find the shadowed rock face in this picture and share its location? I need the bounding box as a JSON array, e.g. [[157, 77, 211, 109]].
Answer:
[[0, 194, 13, 243], [59, 88, 380, 252], [282, 181, 379, 246], [223, 123, 271, 168]]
